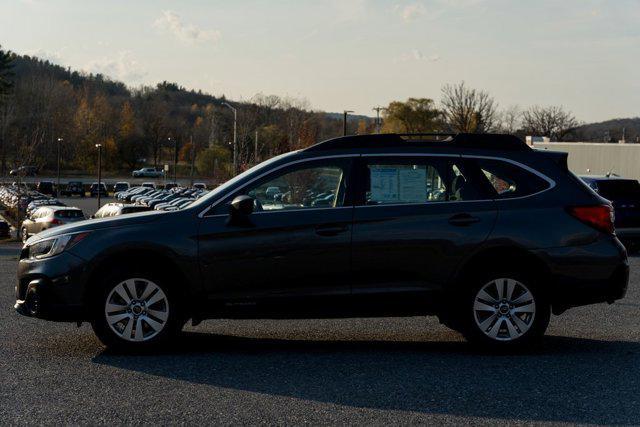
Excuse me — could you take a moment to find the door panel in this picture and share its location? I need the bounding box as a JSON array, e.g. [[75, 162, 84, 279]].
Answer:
[[197, 157, 355, 306], [198, 208, 353, 300], [352, 202, 496, 292], [351, 155, 497, 297]]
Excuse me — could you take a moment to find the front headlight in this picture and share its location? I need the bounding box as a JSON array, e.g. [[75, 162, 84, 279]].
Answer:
[[27, 232, 90, 260]]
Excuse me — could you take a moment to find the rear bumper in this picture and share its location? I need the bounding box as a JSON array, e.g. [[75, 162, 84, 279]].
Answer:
[[534, 236, 629, 310]]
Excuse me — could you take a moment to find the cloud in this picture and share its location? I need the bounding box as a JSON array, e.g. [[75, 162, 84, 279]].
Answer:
[[84, 51, 147, 82], [396, 3, 427, 22], [396, 49, 440, 63], [154, 10, 221, 44], [332, 0, 367, 22], [24, 48, 64, 64]]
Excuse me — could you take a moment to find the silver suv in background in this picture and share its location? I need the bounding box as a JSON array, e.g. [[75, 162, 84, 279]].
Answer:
[[132, 167, 165, 178]]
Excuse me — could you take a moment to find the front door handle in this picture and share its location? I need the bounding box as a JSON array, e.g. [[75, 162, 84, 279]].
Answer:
[[448, 213, 481, 226], [315, 224, 348, 236]]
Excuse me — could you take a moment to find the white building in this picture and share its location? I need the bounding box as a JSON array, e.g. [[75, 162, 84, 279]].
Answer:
[[531, 141, 640, 180]]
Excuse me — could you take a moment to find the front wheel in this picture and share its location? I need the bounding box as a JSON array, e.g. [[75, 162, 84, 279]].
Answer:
[[461, 275, 550, 349], [91, 274, 182, 351]]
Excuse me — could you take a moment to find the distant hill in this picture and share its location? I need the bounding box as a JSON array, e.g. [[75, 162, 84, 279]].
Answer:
[[574, 117, 640, 143]]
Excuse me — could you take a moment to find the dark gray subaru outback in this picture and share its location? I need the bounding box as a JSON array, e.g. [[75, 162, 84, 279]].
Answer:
[[15, 133, 628, 351]]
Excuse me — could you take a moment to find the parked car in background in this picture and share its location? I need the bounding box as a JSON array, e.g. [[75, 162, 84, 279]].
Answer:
[[36, 181, 55, 196], [15, 133, 629, 351], [193, 182, 207, 190], [0, 220, 9, 238], [20, 206, 85, 242], [26, 198, 65, 217], [90, 182, 108, 197], [93, 203, 151, 218], [9, 165, 38, 176], [117, 186, 154, 202], [61, 181, 85, 197], [142, 182, 156, 189], [132, 167, 164, 178], [113, 182, 130, 193], [581, 175, 640, 252]]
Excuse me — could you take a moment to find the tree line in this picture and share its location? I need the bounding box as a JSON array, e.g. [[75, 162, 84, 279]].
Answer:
[[0, 45, 586, 181]]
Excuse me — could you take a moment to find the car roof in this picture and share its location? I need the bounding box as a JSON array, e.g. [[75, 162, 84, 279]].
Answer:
[[305, 133, 529, 153]]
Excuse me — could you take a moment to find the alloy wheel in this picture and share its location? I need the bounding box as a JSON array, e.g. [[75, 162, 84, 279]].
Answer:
[[104, 278, 170, 342], [473, 278, 536, 341]]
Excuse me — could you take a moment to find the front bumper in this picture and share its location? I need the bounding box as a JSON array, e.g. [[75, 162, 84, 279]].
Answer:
[[15, 251, 88, 321]]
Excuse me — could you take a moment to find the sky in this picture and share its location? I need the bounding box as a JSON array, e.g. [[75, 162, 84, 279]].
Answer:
[[1, 0, 639, 122]]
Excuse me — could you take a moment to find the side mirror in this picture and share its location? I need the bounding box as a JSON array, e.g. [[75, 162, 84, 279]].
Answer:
[[230, 195, 254, 216], [227, 195, 255, 227]]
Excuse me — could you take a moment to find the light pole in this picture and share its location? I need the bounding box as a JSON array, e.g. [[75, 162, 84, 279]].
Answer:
[[95, 143, 102, 210], [56, 137, 62, 197], [222, 102, 237, 175], [343, 110, 354, 136], [168, 136, 177, 184]]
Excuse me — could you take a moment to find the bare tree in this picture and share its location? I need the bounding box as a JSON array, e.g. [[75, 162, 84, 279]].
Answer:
[[521, 105, 579, 141], [441, 81, 498, 133], [496, 105, 522, 134]]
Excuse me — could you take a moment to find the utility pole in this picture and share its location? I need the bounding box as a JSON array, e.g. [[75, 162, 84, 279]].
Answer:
[[56, 137, 62, 197], [95, 143, 102, 211], [172, 137, 178, 184], [372, 106, 383, 134], [222, 102, 237, 175], [189, 134, 195, 187], [343, 110, 354, 136], [254, 130, 259, 164]]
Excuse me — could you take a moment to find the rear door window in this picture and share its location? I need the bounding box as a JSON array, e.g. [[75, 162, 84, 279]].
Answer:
[[362, 157, 488, 205], [473, 158, 550, 199], [56, 210, 84, 219]]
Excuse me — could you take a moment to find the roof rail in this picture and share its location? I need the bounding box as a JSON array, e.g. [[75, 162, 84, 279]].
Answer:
[[305, 133, 529, 152]]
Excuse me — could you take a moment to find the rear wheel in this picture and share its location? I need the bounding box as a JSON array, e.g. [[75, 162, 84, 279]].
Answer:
[[460, 275, 550, 349], [91, 272, 183, 351]]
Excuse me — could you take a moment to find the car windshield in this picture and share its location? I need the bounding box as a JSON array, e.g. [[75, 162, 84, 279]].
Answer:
[[597, 180, 640, 200], [189, 151, 296, 209]]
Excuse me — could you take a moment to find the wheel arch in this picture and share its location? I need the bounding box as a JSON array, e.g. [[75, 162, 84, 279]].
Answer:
[[451, 244, 552, 295], [82, 246, 197, 318]]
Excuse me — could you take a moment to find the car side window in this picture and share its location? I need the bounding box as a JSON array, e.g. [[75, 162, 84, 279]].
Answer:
[[247, 164, 347, 211], [210, 159, 350, 215], [474, 158, 550, 199], [363, 157, 486, 205]]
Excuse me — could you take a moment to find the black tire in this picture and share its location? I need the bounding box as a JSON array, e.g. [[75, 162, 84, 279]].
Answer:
[[91, 267, 184, 352], [458, 272, 550, 350]]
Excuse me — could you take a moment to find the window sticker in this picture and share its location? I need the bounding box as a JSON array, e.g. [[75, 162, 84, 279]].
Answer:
[[370, 167, 400, 202], [369, 165, 429, 203], [398, 167, 427, 202]]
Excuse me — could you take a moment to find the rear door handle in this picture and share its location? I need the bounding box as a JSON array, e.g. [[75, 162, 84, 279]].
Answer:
[[315, 224, 348, 236], [448, 213, 481, 226]]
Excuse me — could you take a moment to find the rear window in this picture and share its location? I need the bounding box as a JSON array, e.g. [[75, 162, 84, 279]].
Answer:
[[55, 210, 84, 219], [474, 158, 550, 199], [596, 180, 640, 200]]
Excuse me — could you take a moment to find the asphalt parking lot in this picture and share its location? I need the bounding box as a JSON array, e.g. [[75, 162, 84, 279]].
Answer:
[[1, 243, 639, 425]]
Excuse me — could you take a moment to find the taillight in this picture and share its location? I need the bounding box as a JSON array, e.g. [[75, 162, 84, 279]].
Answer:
[[49, 218, 62, 225], [567, 205, 615, 234]]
